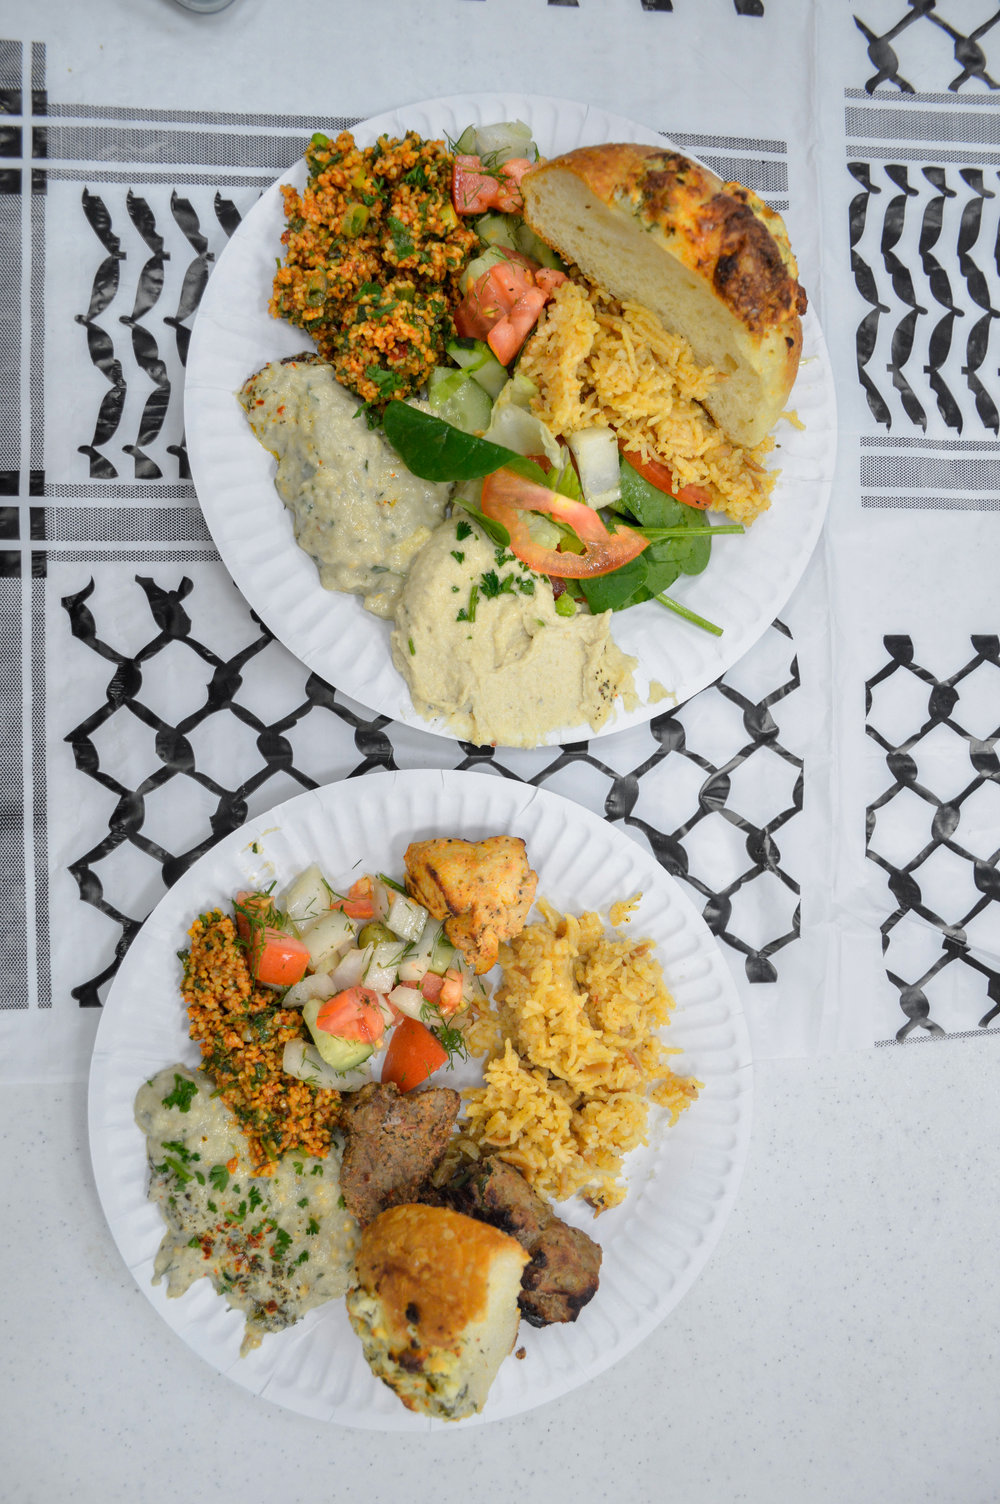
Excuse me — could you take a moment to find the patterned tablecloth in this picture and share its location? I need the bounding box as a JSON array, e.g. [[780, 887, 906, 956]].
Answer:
[[4, 0, 1000, 1080]]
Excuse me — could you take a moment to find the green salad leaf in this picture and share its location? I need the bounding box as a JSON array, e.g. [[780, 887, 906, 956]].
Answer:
[[382, 400, 547, 486]]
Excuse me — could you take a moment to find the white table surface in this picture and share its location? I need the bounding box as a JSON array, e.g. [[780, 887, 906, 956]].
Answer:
[[5, 1035, 1000, 1504]]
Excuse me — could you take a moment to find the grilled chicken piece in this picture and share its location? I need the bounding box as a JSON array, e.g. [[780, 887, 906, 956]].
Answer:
[[438, 1155, 602, 1327], [339, 1082, 460, 1227], [403, 836, 538, 974]]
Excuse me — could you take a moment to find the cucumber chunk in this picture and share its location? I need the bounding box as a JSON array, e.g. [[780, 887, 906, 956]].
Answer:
[[428, 366, 493, 434], [445, 337, 508, 400]]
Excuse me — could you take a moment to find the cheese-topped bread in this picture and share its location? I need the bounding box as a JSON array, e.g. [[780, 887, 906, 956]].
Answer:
[[345, 1203, 530, 1421], [520, 143, 807, 449]]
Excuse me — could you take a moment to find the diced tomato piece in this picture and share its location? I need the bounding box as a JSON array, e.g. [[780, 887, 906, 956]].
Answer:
[[234, 892, 311, 988], [487, 286, 548, 364], [420, 971, 444, 1003], [452, 154, 502, 215], [439, 968, 465, 1017], [454, 255, 558, 366], [620, 446, 716, 510], [329, 875, 376, 920], [480, 468, 649, 579], [381, 1016, 450, 1092], [494, 157, 533, 212], [535, 267, 568, 295], [314, 986, 386, 1044]]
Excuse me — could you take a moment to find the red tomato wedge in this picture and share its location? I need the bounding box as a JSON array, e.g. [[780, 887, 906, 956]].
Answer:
[[480, 468, 649, 579], [381, 1016, 449, 1092], [620, 447, 716, 510], [314, 987, 386, 1044], [234, 893, 311, 988]]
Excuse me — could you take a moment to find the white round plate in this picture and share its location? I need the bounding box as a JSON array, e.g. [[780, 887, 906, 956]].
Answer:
[[185, 92, 836, 747], [89, 769, 751, 1429]]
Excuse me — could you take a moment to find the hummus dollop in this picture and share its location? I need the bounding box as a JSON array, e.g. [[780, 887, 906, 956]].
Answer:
[[240, 357, 451, 618], [391, 520, 637, 747]]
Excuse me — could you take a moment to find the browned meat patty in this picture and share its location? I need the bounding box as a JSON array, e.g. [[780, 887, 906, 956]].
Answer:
[[339, 1081, 460, 1227], [438, 1155, 602, 1326]]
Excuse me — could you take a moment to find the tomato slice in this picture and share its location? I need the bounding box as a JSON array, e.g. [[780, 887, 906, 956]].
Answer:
[[480, 468, 649, 579], [314, 986, 386, 1044], [620, 447, 715, 510], [381, 1016, 449, 1092]]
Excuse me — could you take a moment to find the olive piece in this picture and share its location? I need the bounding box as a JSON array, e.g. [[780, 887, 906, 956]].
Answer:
[[357, 921, 396, 948]]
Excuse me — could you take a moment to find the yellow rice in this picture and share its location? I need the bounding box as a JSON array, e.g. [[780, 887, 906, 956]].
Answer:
[[459, 898, 699, 1212], [519, 279, 776, 526]]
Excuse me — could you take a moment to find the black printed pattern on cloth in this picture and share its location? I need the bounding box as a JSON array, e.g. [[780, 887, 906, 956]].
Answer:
[[847, 157, 1000, 443], [62, 576, 806, 1006], [852, 3, 1000, 95], [866, 635, 1000, 1039], [8, 39, 797, 1028]]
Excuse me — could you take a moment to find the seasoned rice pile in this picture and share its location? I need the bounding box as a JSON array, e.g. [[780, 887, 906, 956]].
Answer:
[[181, 910, 341, 1174], [459, 898, 699, 1211], [519, 279, 775, 525]]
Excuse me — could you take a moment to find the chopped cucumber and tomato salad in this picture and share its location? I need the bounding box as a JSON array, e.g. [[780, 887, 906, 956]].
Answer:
[[382, 119, 745, 636], [233, 864, 484, 1095]]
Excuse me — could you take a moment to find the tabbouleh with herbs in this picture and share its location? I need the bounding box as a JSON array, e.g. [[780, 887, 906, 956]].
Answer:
[[181, 909, 342, 1174], [270, 129, 478, 412]]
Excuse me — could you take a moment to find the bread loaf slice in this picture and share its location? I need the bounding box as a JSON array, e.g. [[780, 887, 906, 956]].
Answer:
[[520, 144, 807, 449], [346, 1203, 530, 1420]]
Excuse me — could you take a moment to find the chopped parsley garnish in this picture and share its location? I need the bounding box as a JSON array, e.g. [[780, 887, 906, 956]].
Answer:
[[271, 1227, 293, 1262], [162, 1074, 198, 1113], [306, 1217, 320, 1236], [456, 584, 479, 623], [455, 520, 472, 540], [387, 214, 415, 259]]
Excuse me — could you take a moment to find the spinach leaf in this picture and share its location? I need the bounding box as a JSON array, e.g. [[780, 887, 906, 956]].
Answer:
[[576, 555, 649, 614], [381, 401, 547, 486]]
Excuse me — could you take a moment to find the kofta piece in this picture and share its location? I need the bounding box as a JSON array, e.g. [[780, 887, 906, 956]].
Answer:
[[403, 835, 538, 975], [339, 1081, 460, 1227], [439, 1155, 602, 1327]]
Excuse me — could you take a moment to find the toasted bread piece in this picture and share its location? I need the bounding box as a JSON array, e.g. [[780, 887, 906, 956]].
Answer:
[[520, 143, 807, 448], [346, 1204, 530, 1420]]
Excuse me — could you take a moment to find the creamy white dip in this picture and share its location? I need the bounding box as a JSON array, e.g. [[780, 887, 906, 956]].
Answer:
[[390, 520, 638, 747], [135, 1064, 359, 1355], [239, 358, 451, 619]]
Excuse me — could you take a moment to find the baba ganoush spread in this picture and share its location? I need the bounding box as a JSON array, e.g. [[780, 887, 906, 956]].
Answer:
[[239, 357, 451, 618], [135, 1064, 359, 1355], [390, 519, 638, 747]]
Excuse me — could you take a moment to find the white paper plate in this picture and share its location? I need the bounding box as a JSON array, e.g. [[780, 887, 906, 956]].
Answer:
[[88, 769, 751, 1428], [184, 92, 836, 747]]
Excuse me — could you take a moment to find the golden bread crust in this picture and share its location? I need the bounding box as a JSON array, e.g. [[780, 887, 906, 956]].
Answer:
[[520, 143, 807, 446], [354, 1203, 528, 1347], [524, 143, 804, 340]]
